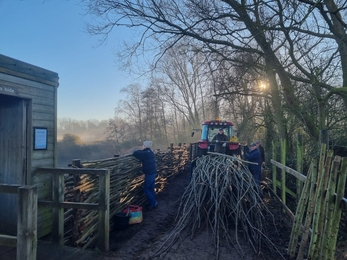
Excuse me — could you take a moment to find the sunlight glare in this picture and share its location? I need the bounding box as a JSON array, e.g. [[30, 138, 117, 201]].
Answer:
[[258, 81, 268, 90]]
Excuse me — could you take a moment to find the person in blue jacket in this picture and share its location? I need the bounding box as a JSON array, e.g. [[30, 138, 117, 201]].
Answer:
[[132, 140, 158, 210], [244, 142, 262, 187]]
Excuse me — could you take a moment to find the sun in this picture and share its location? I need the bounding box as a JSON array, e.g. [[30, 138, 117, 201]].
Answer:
[[258, 81, 268, 90]]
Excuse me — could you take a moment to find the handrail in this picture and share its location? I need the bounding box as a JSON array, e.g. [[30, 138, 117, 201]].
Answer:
[[0, 184, 22, 194], [271, 159, 306, 182], [271, 159, 347, 208]]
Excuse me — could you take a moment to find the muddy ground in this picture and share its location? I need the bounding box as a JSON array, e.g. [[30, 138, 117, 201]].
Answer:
[[102, 171, 298, 260]]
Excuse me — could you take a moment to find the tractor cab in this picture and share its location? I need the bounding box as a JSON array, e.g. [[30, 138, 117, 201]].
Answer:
[[191, 119, 241, 159]]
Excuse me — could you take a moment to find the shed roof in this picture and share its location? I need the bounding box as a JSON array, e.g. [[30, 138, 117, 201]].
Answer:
[[0, 54, 59, 87]]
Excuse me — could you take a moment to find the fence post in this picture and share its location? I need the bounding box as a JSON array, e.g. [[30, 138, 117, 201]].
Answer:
[[52, 172, 64, 245], [98, 169, 110, 252], [72, 159, 82, 244], [272, 140, 277, 192], [320, 129, 328, 146], [281, 138, 287, 208], [297, 134, 303, 197], [17, 185, 37, 260]]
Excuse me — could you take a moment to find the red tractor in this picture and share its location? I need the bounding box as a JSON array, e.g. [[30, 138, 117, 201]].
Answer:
[[190, 118, 241, 160]]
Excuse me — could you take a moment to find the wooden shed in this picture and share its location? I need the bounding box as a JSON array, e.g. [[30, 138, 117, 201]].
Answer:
[[0, 54, 59, 237]]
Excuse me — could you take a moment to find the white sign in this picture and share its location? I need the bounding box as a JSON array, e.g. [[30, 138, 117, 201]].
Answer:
[[34, 128, 47, 150]]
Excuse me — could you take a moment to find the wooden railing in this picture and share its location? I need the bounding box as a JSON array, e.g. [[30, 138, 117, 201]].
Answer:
[[0, 184, 38, 260], [36, 168, 110, 252], [270, 158, 347, 211]]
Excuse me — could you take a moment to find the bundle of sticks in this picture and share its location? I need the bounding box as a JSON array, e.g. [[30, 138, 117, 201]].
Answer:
[[63, 144, 190, 248], [154, 153, 280, 259]]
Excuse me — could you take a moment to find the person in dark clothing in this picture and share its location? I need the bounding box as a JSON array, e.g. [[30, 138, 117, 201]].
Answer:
[[255, 140, 265, 166], [132, 140, 158, 210], [212, 128, 228, 153], [244, 142, 262, 187]]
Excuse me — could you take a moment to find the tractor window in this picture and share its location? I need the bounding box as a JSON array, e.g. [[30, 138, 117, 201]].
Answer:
[[228, 126, 234, 138], [209, 129, 219, 141], [210, 127, 229, 140], [201, 125, 234, 141], [219, 128, 229, 139], [201, 125, 209, 140]]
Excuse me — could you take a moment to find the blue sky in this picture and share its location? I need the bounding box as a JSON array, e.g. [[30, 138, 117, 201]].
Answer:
[[0, 0, 138, 121]]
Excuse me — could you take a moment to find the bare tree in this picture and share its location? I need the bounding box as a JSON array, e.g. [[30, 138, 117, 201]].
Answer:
[[141, 86, 169, 144], [114, 83, 145, 141], [152, 44, 214, 129], [83, 0, 347, 152]]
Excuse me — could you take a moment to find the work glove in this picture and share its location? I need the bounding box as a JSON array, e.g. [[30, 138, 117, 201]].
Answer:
[[222, 142, 226, 147]]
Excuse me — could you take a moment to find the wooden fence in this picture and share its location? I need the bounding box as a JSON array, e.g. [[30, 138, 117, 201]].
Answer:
[[37, 168, 110, 252], [0, 184, 38, 260], [65, 144, 190, 249], [34, 144, 189, 251], [270, 144, 347, 259]]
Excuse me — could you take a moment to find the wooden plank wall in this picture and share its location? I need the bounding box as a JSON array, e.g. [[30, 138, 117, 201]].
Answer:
[[0, 54, 59, 237]]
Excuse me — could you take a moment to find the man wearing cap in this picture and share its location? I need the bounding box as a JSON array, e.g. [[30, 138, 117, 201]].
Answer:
[[133, 140, 158, 210], [212, 128, 228, 153], [245, 142, 262, 188]]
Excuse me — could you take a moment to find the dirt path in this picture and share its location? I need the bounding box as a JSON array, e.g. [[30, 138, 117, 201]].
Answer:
[[109, 172, 191, 259], [105, 172, 275, 260]]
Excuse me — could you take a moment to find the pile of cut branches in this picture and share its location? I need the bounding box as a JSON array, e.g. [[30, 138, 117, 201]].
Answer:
[[63, 144, 190, 248], [154, 153, 283, 259]]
